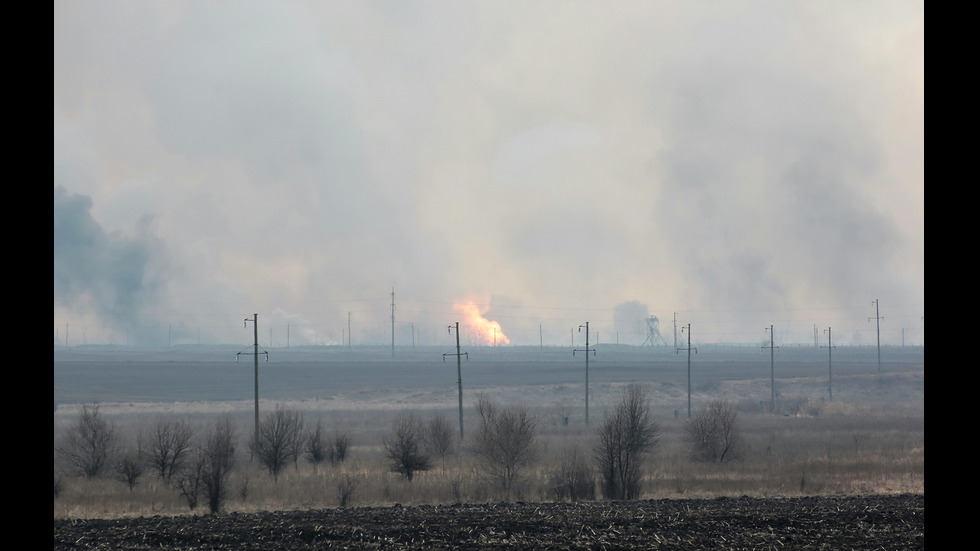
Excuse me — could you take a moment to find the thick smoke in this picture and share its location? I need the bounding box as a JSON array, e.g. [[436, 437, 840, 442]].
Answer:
[[54, 186, 172, 346], [53, 2, 922, 347], [613, 301, 650, 346]]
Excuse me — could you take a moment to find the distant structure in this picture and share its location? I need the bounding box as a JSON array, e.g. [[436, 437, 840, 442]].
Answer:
[[642, 316, 668, 347]]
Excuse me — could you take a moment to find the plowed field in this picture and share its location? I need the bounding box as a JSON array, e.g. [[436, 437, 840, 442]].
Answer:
[[53, 493, 923, 550]]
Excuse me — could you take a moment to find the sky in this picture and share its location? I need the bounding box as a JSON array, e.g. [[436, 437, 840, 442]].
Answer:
[[54, 1, 923, 349]]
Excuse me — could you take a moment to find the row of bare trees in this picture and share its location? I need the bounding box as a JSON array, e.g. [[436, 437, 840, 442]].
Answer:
[[54, 405, 353, 514], [56, 389, 744, 512], [380, 384, 686, 502]]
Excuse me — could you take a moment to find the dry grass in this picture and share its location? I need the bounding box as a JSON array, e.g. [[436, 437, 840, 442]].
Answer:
[[54, 385, 923, 519]]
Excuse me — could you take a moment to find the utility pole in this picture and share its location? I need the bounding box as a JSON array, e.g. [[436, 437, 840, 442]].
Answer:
[[573, 322, 597, 425], [822, 327, 836, 401], [444, 322, 468, 439], [391, 288, 395, 356], [677, 323, 697, 418], [348, 312, 351, 347], [870, 299, 882, 372], [763, 325, 779, 413], [238, 314, 268, 442], [540, 324, 543, 349], [673, 312, 678, 349]]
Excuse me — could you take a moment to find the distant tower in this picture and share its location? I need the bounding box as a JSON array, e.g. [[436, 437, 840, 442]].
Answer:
[[642, 316, 668, 346]]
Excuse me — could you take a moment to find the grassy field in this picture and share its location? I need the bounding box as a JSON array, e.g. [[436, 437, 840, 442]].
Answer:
[[53, 344, 923, 518]]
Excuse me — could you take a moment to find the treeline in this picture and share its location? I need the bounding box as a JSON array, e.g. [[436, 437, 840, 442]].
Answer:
[[54, 384, 745, 514]]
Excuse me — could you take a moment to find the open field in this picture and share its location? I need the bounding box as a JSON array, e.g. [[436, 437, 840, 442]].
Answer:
[[54, 344, 923, 548], [54, 343, 923, 414]]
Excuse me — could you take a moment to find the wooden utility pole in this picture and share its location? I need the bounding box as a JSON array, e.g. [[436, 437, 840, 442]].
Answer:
[[573, 322, 597, 425]]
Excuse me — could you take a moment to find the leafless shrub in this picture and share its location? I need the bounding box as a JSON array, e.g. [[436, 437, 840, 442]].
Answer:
[[145, 417, 195, 482], [426, 414, 456, 462], [200, 416, 238, 514], [114, 444, 146, 492], [451, 472, 464, 503], [593, 383, 660, 500], [548, 446, 595, 502], [685, 399, 743, 463], [471, 394, 538, 500], [336, 473, 359, 508], [57, 404, 118, 478], [382, 414, 432, 481], [250, 405, 305, 482], [797, 398, 825, 417], [173, 456, 203, 511], [305, 419, 328, 472], [331, 431, 353, 465], [239, 473, 250, 502]]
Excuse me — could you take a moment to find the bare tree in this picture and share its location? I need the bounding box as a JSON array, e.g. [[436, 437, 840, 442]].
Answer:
[[57, 404, 118, 478], [251, 405, 305, 482], [382, 414, 432, 481], [594, 383, 661, 500], [330, 431, 353, 465], [145, 417, 195, 482], [173, 455, 203, 512], [425, 414, 456, 462], [548, 446, 595, 502], [114, 440, 146, 492], [685, 399, 743, 463], [305, 419, 328, 472], [200, 416, 237, 514], [471, 394, 538, 500], [336, 473, 359, 508]]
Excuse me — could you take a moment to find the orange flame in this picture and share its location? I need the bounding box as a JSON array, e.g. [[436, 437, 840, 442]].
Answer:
[[454, 300, 510, 346]]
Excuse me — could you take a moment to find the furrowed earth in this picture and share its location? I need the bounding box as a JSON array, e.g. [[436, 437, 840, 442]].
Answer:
[[54, 493, 923, 550]]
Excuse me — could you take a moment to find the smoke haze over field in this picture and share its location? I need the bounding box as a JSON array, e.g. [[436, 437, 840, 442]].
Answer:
[[54, 1, 923, 348]]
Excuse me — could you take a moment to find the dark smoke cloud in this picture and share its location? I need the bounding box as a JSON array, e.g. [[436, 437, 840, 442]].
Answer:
[[54, 186, 172, 346]]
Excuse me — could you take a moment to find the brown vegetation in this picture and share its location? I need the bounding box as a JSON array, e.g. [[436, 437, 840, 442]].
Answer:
[[54, 347, 924, 526]]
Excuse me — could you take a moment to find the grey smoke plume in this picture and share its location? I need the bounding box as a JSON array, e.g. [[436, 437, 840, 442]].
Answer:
[[54, 186, 172, 346]]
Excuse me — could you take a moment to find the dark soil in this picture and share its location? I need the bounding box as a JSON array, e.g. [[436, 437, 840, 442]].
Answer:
[[54, 493, 923, 550]]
